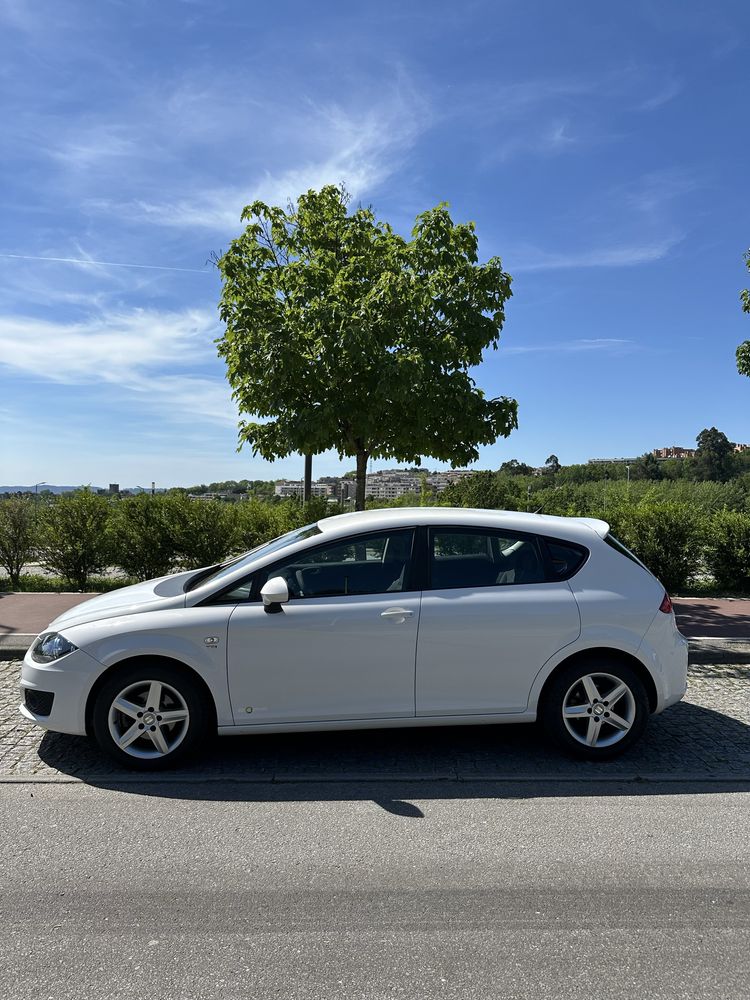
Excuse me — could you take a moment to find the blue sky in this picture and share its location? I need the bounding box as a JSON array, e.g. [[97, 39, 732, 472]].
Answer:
[[1, 0, 748, 487]]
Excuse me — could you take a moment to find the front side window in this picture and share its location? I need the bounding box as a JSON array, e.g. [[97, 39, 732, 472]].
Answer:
[[430, 528, 546, 590], [260, 529, 416, 599]]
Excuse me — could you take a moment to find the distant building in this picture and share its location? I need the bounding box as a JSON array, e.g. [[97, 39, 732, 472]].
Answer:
[[652, 447, 696, 460], [733, 443, 750, 453], [274, 480, 336, 498], [108, 483, 120, 494]]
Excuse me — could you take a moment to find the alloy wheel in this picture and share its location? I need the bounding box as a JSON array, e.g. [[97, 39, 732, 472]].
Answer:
[[107, 679, 190, 759], [561, 671, 637, 749]]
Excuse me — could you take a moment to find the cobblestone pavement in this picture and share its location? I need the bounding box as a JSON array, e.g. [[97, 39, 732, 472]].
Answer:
[[2, 659, 749, 782]]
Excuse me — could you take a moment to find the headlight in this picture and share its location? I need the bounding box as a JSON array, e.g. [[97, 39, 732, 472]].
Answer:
[[31, 632, 78, 664]]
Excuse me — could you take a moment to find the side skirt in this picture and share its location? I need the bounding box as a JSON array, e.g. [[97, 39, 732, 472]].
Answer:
[[218, 711, 537, 737]]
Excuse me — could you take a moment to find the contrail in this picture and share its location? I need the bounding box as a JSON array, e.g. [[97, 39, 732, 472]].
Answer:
[[0, 253, 213, 275]]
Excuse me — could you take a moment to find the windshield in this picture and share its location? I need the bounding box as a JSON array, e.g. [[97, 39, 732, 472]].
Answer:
[[185, 523, 322, 591]]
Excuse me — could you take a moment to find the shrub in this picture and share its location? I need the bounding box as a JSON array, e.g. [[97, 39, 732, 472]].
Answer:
[[0, 496, 36, 588], [36, 490, 112, 590], [703, 511, 750, 591], [608, 501, 704, 592], [169, 495, 239, 569], [110, 495, 179, 581]]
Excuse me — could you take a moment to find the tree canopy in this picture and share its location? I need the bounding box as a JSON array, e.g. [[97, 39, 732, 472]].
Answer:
[[694, 427, 735, 482], [216, 185, 517, 509]]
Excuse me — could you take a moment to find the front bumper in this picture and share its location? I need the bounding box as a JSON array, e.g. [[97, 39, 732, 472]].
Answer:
[[19, 645, 102, 736]]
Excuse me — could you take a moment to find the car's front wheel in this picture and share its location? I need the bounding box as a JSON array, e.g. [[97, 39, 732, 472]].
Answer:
[[540, 658, 649, 759], [91, 662, 210, 769]]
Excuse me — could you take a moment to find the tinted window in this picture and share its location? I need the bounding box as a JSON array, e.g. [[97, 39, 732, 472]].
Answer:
[[430, 529, 546, 590], [188, 523, 322, 592], [261, 529, 415, 599], [544, 539, 588, 580]]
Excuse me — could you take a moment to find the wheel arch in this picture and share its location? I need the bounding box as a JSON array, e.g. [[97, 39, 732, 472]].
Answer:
[[84, 654, 219, 736], [536, 647, 658, 715]]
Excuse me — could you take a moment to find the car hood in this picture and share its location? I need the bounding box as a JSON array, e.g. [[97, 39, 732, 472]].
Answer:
[[48, 570, 197, 630]]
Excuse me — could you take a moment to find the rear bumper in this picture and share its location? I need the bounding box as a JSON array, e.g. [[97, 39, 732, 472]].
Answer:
[[638, 613, 689, 713]]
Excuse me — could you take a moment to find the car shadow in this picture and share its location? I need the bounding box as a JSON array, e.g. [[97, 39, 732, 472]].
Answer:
[[36, 699, 750, 806]]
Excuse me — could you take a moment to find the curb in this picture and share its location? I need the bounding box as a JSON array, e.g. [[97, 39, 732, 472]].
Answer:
[[1, 772, 750, 786], [2, 634, 750, 663]]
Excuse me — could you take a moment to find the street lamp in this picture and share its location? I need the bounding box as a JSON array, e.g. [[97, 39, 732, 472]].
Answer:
[[33, 481, 47, 495]]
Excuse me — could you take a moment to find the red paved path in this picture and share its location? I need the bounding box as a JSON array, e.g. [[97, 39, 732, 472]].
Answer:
[[2, 592, 750, 638]]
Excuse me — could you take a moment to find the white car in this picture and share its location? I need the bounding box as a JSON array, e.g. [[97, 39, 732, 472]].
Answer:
[[20, 507, 688, 769]]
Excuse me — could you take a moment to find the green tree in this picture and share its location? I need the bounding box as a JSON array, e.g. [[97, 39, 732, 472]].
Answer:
[[735, 249, 750, 376], [694, 427, 735, 482], [500, 459, 534, 476], [0, 497, 36, 588], [631, 452, 663, 481], [217, 185, 517, 511], [37, 490, 111, 590], [442, 471, 521, 510], [544, 454, 561, 475]]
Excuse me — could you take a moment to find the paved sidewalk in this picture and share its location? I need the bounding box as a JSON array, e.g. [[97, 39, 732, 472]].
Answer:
[[2, 658, 749, 782]]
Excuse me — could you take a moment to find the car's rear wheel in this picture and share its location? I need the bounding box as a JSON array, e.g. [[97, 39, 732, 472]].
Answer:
[[541, 658, 649, 759], [91, 662, 210, 769]]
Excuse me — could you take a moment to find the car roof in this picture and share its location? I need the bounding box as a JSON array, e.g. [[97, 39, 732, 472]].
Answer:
[[316, 507, 609, 544]]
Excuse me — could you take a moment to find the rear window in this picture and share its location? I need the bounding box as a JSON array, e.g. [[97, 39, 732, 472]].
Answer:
[[604, 533, 650, 573]]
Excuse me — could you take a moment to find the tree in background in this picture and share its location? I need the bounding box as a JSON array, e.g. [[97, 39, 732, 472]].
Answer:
[[217, 185, 517, 510], [0, 497, 36, 588], [630, 452, 663, 481], [442, 471, 521, 510], [500, 459, 534, 476], [735, 249, 750, 376], [544, 454, 561, 475], [694, 427, 735, 482], [37, 490, 111, 590]]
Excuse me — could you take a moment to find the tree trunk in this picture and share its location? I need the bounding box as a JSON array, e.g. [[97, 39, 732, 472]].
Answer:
[[303, 453, 313, 503], [355, 451, 369, 511]]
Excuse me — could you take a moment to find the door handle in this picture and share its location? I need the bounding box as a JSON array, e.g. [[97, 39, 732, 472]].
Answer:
[[380, 607, 414, 621]]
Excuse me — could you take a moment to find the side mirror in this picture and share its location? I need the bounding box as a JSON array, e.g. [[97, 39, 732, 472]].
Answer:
[[260, 576, 290, 614]]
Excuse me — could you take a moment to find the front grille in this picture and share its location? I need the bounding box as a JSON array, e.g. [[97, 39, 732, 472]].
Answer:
[[25, 689, 54, 716]]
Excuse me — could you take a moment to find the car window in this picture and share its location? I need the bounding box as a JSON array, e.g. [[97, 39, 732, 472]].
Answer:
[[260, 529, 415, 599], [187, 523, 322, 592], [544, 539, 588, 580], [430, 528, 546, 589]]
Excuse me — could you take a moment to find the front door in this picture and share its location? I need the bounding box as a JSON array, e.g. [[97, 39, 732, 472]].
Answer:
[[226, 528, 420, 725]]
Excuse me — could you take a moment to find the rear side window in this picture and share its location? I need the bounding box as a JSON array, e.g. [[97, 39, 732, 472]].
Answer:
[[544, 539, 589, 580], [430, 528, 546, 589]]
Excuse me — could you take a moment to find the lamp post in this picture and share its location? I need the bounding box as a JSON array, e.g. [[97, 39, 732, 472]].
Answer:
[[33, 481, 47, 496]]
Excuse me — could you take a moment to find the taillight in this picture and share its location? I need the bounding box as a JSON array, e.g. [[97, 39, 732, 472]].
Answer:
[[659, 592, 673, 614]]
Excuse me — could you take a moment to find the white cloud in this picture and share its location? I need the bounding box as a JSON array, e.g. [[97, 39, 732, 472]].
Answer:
[[503, 338, 637, 356], [509, 235, 682, 272], [97, 86, 429, 231], [0, 308, 234, 425]]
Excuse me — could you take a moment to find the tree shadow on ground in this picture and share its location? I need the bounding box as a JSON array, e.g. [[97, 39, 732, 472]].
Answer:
[[36, 699, 750, 805], [675, 601, 750, 638]]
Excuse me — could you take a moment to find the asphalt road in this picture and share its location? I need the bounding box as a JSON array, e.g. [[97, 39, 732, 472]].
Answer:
[[1, 780, 749, 999]]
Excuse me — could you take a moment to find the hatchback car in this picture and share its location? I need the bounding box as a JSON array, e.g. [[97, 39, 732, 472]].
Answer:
[[20, 507, 688, 768]]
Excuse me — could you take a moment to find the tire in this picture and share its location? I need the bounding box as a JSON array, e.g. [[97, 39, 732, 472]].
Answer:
[[540, 657, 649, 760], [91, 661, 211, 770]]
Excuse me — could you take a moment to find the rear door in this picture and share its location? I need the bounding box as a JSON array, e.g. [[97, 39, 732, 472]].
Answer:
[[416, 526, 581, 715]]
